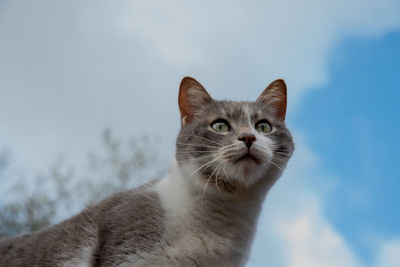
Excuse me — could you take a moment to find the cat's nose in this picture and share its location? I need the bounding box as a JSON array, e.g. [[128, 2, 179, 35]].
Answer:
[[238, 134, 256, 149]]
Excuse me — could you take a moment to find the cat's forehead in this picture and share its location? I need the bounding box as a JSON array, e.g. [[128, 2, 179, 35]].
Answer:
[[208, 100, 270, 122]]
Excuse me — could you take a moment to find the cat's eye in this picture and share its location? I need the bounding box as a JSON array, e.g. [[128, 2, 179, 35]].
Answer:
[[211, 119, 230, 133], [255, 120, 272, 133]]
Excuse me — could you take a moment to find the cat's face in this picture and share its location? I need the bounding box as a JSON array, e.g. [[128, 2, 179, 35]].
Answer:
[[176, 77, 294, 192]]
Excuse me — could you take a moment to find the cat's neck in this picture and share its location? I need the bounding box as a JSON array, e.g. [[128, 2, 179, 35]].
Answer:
[[155, 161, 279, 230], [153, 162, 280, 265]]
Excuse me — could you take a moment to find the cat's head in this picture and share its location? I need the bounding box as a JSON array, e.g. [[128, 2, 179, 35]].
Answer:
[[176, 77, 294, 193]]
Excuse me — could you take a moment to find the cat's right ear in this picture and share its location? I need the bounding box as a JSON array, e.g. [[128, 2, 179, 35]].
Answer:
[[179, 77, 212, 126], [256, 79, 287, 120]]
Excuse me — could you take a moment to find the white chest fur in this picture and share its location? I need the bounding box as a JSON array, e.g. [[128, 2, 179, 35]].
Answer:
[[121, 165, 267, 267]]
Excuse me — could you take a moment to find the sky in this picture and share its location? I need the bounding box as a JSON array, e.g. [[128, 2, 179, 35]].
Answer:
[[1, 1, 400, 266]]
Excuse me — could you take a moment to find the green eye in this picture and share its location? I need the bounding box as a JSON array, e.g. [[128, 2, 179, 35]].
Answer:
[[211, 120, 230, 133], [255, 120, 272, 133]]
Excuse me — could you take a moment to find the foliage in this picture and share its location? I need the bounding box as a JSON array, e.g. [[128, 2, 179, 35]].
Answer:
[[0, 129, 156, 238]]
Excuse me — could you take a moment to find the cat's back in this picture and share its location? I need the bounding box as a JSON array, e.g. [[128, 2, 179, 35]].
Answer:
[[0, 206, 97, 267], [92, 184, 164, 266], [0, 184, 165, 267]]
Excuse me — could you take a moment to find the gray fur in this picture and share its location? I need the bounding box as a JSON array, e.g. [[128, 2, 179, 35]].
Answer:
[[0, 185, 164, 267], [176, 99, 293, 191], [0, 77, 293, 267]]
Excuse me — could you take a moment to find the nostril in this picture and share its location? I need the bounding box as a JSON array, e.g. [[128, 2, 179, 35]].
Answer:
[[238, 134, 256, 148]]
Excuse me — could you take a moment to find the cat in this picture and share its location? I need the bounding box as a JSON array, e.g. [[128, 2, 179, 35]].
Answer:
[[0, 77, 294, 267]]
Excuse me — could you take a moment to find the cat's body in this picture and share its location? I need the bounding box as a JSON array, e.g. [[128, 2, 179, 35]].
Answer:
[[0, 77, 294, 267]]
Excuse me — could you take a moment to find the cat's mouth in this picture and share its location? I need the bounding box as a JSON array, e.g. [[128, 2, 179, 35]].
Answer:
[[235, 152, 259, 164]]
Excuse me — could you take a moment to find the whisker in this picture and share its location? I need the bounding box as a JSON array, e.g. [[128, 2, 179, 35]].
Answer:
[[200, 160, 224, 207], [268, 159, 285, 172], [273, 154, 302, 168], [251, 143, 300, 177], [190, 156, 222, 177], [219, 143, 238, 150], [272, 154, 291, 160], [269, 159, 301, 179], [214, 161, 225, 195], [222, 161, 229, 175], [177, 154, 215, 163]]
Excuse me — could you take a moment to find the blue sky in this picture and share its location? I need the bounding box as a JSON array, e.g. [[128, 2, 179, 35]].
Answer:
[[294, 32, 400, 264], [1, 1, 400, 266]]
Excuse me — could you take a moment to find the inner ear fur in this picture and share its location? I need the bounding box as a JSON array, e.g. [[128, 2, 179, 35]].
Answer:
[[256, 79, 287, 120], [178, 77, 212, 126]]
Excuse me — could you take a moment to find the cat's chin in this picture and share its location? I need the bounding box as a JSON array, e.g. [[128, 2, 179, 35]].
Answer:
[[234, 153, 259, 164], [233, 158, 261, 180], [206, 159, 267, 191], [231, 164, 265, 184], [179, 155, 270, 192], [231, 150, 265, 173]]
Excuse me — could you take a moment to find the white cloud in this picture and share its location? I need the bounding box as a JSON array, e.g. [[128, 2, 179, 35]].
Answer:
[[374, 240, 400, 267], [118, 0, 400, 105], [0, 1, 400, 267], [1, 0, 399, 169], [274, 199, 361, 267], [249, 135, 400, 267], [253, 191, 400, 267], [247, 134, 362, 267]]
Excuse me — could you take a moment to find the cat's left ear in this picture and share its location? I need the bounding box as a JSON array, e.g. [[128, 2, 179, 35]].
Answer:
[[179, 77, 212, 126], [256, 79, 287, 120]]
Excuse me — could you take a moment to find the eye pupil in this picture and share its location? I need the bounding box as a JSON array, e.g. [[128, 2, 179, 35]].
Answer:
[[256, 120, 271, 133], [211, 120, 230, 133]]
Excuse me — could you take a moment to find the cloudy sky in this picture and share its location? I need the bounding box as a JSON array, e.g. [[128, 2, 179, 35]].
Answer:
[[1, 1, 400, 266]]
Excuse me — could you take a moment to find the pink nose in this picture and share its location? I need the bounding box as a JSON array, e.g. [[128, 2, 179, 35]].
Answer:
[[238, 134, 256, 148]]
